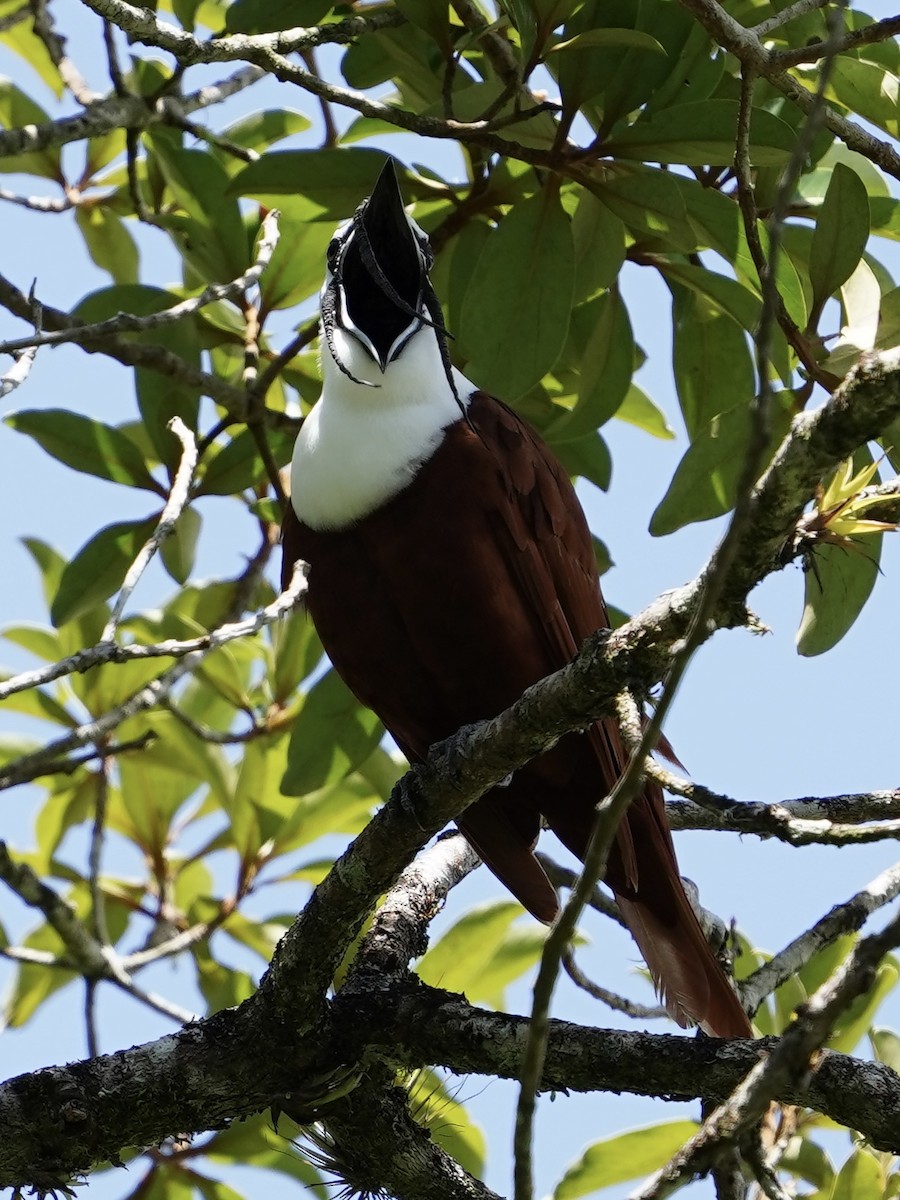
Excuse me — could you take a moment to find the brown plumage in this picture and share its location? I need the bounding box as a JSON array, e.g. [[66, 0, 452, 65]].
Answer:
[[282, 390, 750, 1039]]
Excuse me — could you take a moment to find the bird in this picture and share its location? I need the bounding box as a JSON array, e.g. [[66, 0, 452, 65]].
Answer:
[[281, 159, 751, 1039]]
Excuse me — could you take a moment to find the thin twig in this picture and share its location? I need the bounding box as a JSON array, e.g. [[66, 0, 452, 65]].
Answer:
[[629, 909, 900, 1199], [0, 188, 71, 213], [0, 285, 41, 398], [562, 949, 668, 1021], [753, 0, 829, 35], [100, 418, 198, 642], [740, 860, 900, 1016], [0, 211, 280, 356], [0, 565, 308, 792], [30, 0, 99, 106]]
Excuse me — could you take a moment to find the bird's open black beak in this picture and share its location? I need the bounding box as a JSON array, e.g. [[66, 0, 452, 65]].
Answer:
[[338, 159, 426, 371]]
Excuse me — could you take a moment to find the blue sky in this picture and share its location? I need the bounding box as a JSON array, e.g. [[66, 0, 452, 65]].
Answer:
[[1, 7, 900, 1198]]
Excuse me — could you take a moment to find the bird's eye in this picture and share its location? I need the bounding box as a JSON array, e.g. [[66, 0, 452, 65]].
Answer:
[[326, 238, 340, 268]]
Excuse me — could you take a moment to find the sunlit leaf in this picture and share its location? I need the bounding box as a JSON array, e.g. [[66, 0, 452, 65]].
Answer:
[[5, 409, 161, 493], [460, 188, 574, 399], [282, 669, 383, 796], [554, 1121, 699, 1198]]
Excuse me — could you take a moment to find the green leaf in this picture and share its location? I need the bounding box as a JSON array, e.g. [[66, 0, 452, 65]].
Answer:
[[829, 57, 900, 140], [0, 78, 62, 179], [206, 1113, 326, 1192], [395, 0, 453, 51], [829, 955, 898, 1053], [418, 901, 523, 997], [229, 148, 390, 219], [651, 395, 792, 536], [51, 517, 158, 627], [149, 139, 249, 281], [551, 290, 633, 438], [551, 28, 665, 55], [73, 285, 201, 470], [225, 0, 330, 33], [796, 534, 882, 657], [221, 108, 312, 154], [255, 196, 336, 313], [159, 506, 201, 585], [616, 384, 675, 440], [778, 1136, 835, 1192], [471, 925, 550, 1008], [271, 608, 324, 703], [871, 1026, 900, 1074], [75, 204, 139, 285], [553, 430, 612, 491], [5, 409, 161, 492], [0, 20, 65, 97], [670, 284, 755, 440], [571, 189, 626, 303], [554, 1121, 699, 1198], [197, 427, 294, 497], [3, 622, 61, 661], [460, 188, 575, 399], [605, 101, 796, 166], [831, 1149, 884, 1200], [281, 669, 383, 796], [810, 162, 871, 312], [593, 167, 695, 252]]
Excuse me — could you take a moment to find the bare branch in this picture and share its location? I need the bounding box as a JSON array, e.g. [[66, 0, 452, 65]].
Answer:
[[30, 0, 100, 105], [100, 418, 198, 642], [0, 285, 41, 398], [0, 188, 71, 213], [563, 949, 668, 1021], [740, 860, 900, 1016], [0, 565, 308, 792], [0, 842, 108, 976], [678, 0, 900, 180], [0, 210, 280, 356], [629, 909, 900, 1199], [0, 270, 250, 416]]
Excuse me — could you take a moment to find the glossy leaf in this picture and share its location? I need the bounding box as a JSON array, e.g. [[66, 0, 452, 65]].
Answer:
[[554, 1121, 699, 1198], [417, 901, 523, 998], [796, 534, 882, 657], [616, 384, 675, 439], [73, 285, 201, 470], [551, 28, 665, 55], [593, 168, 695, 252], [460, 188, 575, 399], [5, 409, 161, 493], [150, 140, 249, 281], [829, 956, 898, 1053], [282, 669, 383, 796], [75, 204, 139, 285], [230, 147, 389, 218], [605, 102, 796, 166], [51, 517, 157, 627], [571, 189, 626, 303], [831, 1149, 884, 1200], [810, 162, 870, 311], [159, 506, 201, 585], [0, 79, 62, 179], [407, 1069, 487, 1177], [551, 289, 633, 439], [651, 395, 793, 536], [670, 285, 756, 440]]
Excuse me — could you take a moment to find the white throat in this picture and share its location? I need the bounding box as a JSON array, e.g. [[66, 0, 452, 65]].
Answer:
[[290, 326, 474, 531]]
